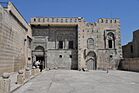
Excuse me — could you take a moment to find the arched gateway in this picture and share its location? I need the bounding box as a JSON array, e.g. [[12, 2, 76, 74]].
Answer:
[[85, 51, 97, 70], [32, 46, 45, 69]]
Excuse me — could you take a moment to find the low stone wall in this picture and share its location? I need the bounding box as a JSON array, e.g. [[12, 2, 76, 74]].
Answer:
[[119, 58, 139, 72]]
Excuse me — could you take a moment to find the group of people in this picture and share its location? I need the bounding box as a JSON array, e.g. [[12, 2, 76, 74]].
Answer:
[[33, 60, 43, 72]]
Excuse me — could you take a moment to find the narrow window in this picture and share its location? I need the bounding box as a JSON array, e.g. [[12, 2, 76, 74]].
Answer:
[[108, 40, 112, 48], [131, 45, 133, 53], [59, 41, 63, 49], [52, 18, 54, 22], [61, 19, 63, 22], [43, 18, 45, 22], [106, 20, 108, 23], [70, 19, 72, 22], [69, 41, 74, 49], [56, 18, 59, 22], [114, 20, 117, 23], [38, 18, 40, 22], [65, 19, 68, 22], [70, 55, 72, 58], [74, 19, 77, 22], [87, 38, 94, 49], [110, 20, 112, 23], [101, 19, 103, 23], [34, 18, 36, 22]]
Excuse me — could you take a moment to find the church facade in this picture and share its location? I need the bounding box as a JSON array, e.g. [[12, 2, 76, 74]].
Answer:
[[31, 17, 122, 70]]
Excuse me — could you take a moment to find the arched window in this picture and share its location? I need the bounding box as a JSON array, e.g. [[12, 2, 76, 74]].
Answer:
[[107, 32, 115, 49], [87, 38, 94, 49], [107, 32, 115, 39], [35, 46, 45, 52]]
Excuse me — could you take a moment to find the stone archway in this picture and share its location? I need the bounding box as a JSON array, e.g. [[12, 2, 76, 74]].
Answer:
[[33, 46, 45, 69], [85, 51, 97, 70]]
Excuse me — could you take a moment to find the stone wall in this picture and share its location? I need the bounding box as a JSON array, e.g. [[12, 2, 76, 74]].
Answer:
[[0, 2, 32, 74], [31, 24, 78, 70], [119, 58, 139, 72], [122, 42, 133, 58], [122, 29, 139, 58], [31, 17, 122, 70], [47, 50, 77, 70], [133, 30, 139, 57]]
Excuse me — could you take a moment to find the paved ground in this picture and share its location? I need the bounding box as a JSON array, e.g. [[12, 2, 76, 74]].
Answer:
[[13, 70, 139, 93]]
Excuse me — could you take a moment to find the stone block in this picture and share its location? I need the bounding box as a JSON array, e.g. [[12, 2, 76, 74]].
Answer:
[[17, 70, 24, 84], [25, 68, 30, 80], [0, 73, 10, 93], [31, 66, 36, 76]]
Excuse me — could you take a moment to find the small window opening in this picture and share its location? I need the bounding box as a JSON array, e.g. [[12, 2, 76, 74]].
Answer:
[[69, 41, 74, 49], [108, 40, 112, 48], [59, 55, 62, 58], [59, 41, 63, 49], [70, 55, 72, 58], [131, 45, 133, 53], [110, 55, 113, 58]]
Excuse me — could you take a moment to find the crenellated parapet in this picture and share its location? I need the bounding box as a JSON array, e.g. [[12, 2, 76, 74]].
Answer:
[[31, 17, 85, 25]]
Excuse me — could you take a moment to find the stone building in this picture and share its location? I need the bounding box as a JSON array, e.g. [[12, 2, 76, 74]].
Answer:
[[0, 2, 32, 74], [123, 29, 139, 58], [31, 17, 122, 70], [121, 29, 139, 72]]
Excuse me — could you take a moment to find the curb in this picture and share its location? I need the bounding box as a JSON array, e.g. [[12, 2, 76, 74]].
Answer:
[[10, 72, 42, 93]]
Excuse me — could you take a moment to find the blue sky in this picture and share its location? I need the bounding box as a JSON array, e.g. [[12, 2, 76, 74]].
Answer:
[[2, 0, 139, 45]]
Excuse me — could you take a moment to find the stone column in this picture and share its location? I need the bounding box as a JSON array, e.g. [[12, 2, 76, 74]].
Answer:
[[0, 73, 10, 93], [31, 66, 36, 76], [17, 70, 24, 84], [45, 54, 47, 70], [25, 67, 30, 80], [36, 66, 40, 74], [65, 39, 68, 49]]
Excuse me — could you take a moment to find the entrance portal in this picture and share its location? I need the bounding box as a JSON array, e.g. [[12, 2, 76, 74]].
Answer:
[[33, 46, 46, 69], [86, 58, 96, 70], [36, 56, 45, 69], [85, 51, 97, 70]]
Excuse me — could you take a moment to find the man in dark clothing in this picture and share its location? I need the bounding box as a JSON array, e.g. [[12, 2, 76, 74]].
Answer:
[[39, 61, 43, 72]]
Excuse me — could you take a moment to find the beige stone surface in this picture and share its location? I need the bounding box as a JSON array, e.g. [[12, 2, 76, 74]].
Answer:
[[0, 2, 32, 74], [31, 17, 122, 70], [13, 70, 139, 93]]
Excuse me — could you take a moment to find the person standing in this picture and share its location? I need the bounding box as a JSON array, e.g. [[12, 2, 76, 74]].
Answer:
[[39, 61, 43, 72]]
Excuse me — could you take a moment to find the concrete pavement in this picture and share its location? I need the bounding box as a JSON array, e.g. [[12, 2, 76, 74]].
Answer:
[[13, 70, 139, 93]]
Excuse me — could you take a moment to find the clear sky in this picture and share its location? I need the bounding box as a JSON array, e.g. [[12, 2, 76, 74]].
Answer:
[[2, 0, 139, 45]]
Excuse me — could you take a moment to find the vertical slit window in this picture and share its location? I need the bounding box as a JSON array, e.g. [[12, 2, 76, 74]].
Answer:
[[131, 45, 133, 53], [108, 40, 112, 48], [59, 41, 63, 49], [69, 41, 74, 49]]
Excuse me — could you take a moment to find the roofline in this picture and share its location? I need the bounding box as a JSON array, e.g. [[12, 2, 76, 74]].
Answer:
[[8, 2, 29, 25]]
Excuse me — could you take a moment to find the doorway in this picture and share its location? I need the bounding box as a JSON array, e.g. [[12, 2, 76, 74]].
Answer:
[[86, 58, 96, 70], [36, 56, 45, 69], [85, 51, 97, 70]]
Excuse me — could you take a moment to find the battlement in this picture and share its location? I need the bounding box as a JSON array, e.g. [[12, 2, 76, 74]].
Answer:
[[31, 17, 85, 24], [97, 18, 120, 24]]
